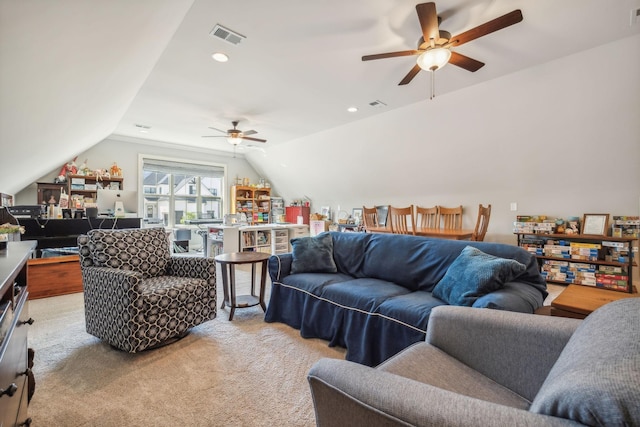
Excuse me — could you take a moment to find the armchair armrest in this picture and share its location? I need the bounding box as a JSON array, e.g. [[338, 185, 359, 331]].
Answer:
[[426, 305, 582, 401], [308, 358, 579, 427], [81, 266, 143, 302], [81, 266, 145, 350], [268, 253, 292, 282], [167, 256, 216, 288]]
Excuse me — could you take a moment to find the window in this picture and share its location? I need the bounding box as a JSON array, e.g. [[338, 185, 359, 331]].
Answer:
[[141, 156, 225, 227]]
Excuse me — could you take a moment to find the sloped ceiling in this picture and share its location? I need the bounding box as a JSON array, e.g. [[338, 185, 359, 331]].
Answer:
[[0, 0, 194, 194], [1, 0, 639, 195]]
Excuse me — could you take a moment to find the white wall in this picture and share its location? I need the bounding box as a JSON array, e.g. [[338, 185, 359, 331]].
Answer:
[[16, 136, 265, 214], [248, 35, 640, 244]]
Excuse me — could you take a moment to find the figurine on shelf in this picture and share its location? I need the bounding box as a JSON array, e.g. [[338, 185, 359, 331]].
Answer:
[[93, 169, 110, 181], [78, 159, 91, 176], [110, 162, 122, 177], [54, 157, 78, 183]]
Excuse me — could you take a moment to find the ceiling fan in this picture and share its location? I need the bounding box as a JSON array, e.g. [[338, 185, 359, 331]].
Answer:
[[362, 2, 523, 98], [202, 120, 267, 145]]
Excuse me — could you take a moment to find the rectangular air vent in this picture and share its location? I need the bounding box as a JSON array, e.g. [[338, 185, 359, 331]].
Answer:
[[209, 24, 246, 45], [369, 100, 387, 108]]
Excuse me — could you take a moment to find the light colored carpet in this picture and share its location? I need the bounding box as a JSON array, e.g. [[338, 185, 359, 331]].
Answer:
[[27, 268, 564, 426], [27, 269, 345, 427]]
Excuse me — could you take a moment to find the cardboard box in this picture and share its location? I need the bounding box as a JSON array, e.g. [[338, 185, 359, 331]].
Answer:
[[310, 220, 330, 236]]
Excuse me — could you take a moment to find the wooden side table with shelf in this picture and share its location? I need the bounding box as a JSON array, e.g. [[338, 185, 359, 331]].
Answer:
[[214, 251, 270, 321]]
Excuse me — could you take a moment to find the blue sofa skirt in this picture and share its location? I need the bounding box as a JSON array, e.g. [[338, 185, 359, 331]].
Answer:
[[265, 275, 447, 366]]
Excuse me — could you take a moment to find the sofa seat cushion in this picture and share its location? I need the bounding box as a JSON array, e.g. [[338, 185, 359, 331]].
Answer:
[[375, 291, 447, 332], [530, 298, 640, 426], [88, 227, 170, 278], [280, 272, 355, 296], [379, 342, 531, 410], [320, 278, 410, 312]]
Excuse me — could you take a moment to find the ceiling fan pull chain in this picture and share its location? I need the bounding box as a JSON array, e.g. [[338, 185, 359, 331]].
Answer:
[[430, 70, 435, 100]]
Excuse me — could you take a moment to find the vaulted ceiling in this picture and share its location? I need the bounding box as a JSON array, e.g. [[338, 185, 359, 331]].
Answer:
[[1, 0, 639, 194]]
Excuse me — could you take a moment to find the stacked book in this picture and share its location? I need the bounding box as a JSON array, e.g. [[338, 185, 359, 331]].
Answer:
[[513, 220, 556, 234], [569, 242, 601, 261], [611, 216, 640, 238], [543, 241, 571, 258], [602, 240, 631, 263], [595, 265, 629, 291], [541, 260, 597, 285], [520, 236, 545, 255]]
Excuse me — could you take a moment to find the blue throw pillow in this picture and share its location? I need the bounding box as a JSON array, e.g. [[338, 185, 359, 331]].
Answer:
[[290, 232, 337, 274], [432, 246, 526, 306]]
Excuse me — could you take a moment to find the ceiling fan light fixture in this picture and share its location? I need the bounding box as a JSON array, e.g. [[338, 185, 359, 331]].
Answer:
[[417, 47, 451, 71], [227, 135, 242, 145]]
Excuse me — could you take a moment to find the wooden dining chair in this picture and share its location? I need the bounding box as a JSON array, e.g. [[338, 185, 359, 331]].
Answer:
[[415, 206, 439, 230], [388, 205, 416, 235], [438, 205, 463, 230], [471, 204, 492, 241], [362, 206, 379, 231]]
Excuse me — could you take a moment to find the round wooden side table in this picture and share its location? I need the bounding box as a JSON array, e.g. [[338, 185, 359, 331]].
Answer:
[[214, 251, 271, 320]]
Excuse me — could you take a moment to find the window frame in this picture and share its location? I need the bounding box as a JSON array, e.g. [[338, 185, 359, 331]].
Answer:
[[138, 154, 227, 228]]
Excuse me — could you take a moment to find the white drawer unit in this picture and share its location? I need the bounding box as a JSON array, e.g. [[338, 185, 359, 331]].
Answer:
[[288, 225, 310, 251], [272, 229, 290, 255]]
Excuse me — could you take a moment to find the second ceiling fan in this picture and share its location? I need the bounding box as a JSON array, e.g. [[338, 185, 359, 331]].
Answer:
[[202, 120, 267, 145], [362, 2, 523, 98]]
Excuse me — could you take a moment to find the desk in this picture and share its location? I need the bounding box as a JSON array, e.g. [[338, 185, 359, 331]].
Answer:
[[550, 284, 639, 319], [215, 252, 270, 320], [414, 228, 474, 240]]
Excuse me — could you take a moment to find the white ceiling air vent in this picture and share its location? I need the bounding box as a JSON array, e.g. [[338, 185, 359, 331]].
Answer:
[[209, 24, 246, 45], [369, 100, 387, 108]]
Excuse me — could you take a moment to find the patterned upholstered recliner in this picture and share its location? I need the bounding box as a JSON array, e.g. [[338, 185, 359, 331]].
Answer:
[[78, 227, 216, 352]]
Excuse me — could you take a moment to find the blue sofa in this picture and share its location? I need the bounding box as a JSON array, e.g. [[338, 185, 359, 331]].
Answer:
[[265, 232, 547, 366]]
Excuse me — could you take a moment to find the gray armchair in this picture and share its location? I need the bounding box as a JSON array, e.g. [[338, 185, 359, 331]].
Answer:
[[308, 298, 640, 426], [78, 227, 216, 352]]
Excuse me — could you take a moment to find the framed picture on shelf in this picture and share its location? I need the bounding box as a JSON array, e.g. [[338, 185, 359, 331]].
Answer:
[[581, 213, 609, 236], [352, 208, 363, 222], [320, 206, 331, 219]]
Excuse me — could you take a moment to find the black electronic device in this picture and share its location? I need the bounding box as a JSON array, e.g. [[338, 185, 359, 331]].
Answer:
[[7, 205, 44, 219]]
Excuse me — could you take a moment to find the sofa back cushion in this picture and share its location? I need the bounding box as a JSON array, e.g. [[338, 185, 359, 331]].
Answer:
[[330, 232, 544, 294], [530, 298, 640, 426], [88, 227, 170, 278], [290, 232, 337, 274]]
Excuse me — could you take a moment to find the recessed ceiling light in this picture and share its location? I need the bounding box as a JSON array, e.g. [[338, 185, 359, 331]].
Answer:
[[347, 106, 358, 113], [212, 52, 229, 62]]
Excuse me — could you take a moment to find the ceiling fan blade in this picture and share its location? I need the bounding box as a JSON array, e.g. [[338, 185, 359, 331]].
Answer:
[[243, 130, 258, 136], [207, 127, 227, 134], [450, 9, 523, 47], [416, 2, 439, 43], [241, 136, 267, 143], [399, 64, 422, 86], [362, 50, 420, 61], [448, 51, 484, 72]]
